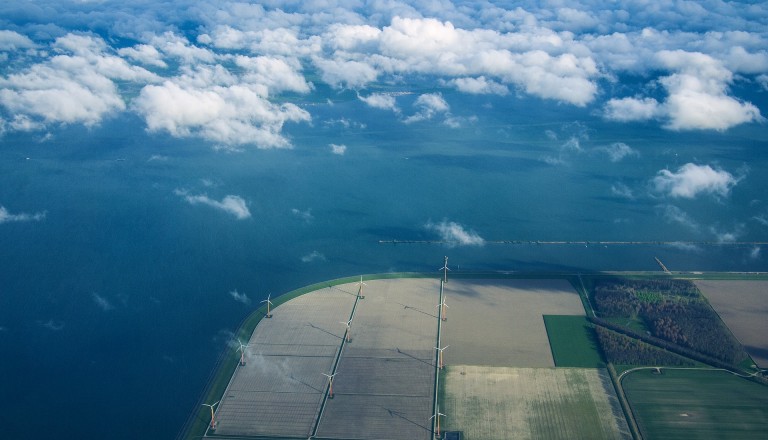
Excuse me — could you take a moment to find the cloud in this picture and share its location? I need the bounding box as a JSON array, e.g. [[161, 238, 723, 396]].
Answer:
[[291, 208, 313, 223], [750, 246, 761, 260], [604, 51, 762, 130], [329, 143, 347, 155], [404, 92, 449, 123], [37, 319, 64, 331], [597, 142, 639, 162], [449, 76, 509, 95], [425, 219, 485, 247], [92, 292, 114, 311], [611, 183, 635, 199], [228, 289, 251, 305], [652, 163, 738, 199], [604, 97, 661, 122], [301, 250, 326, 263], [134, 77, 311, 148], [0, 206, 46, 224], [174, 189, 251, 219], [657, 205, 699, 232], [0, 33, 158, 130], [117, 44, 167, 68], [0, 30, 35, 51], [358, 93, 398, 111]]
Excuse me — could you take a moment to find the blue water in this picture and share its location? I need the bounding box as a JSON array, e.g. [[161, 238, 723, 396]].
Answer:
[[1, 83, 767, 438]]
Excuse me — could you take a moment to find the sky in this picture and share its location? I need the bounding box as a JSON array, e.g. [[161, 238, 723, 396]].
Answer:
[[1, 1, 767, 438]]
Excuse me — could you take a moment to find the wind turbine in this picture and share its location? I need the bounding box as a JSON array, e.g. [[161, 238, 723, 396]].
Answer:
[[436, 296, 449, 321], [237, 339, 249, 366], [261, 293, 273, 318], [430, 407, 447, 438], [201, 401, 220, 430], [439, 256, 450, 283], [435, 345, 449, 369], [322, 372, 338, 399], [356, 276, 367, 299], [340, 319, 352, 342]]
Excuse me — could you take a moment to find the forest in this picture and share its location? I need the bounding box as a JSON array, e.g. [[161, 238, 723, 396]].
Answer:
[[591, 278, 747, 366]]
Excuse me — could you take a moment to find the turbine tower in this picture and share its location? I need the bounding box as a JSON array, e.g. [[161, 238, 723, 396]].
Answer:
[[439, 256, 450, 283], [435, 345, 449, 369], [201, 401, 220, 430], [237, 339, 249, 366], [261, 293, 274, 318], [430, 407, 446, 438], [356, 276, 367, 299], [322, 372, 338, 399], [340, 319, 352, 343], [437, 296, 449, 321]]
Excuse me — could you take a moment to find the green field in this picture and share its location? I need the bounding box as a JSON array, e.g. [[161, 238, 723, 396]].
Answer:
[[544, 315, 605, 368], [623, 369, 768, 439]]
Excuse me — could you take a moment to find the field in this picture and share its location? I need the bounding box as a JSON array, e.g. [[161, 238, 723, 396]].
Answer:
[[441, 279, 585, 367], [442, 366, 630, 440], [694, 280, 768, 367], [623, 369, 768, 439], [544, 315, 605, 368]]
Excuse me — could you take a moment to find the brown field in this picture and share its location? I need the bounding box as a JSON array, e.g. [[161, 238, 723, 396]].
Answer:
[[441, 279, 585, 367], [442, 365, 630, 440], [694, 280, 768, 367]]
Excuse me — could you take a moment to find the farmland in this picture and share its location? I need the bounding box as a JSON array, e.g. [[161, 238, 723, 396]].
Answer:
[[442, 366, 630, 440], [622, 369, 768, 439], [544, 315, 604, 368]]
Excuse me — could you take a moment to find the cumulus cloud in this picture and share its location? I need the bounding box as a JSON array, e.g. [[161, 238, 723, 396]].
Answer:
[[0, 206, 46, 224], [425, 219, 485, 247], [358, 93, 398, 111], [291, 208, 313, 223], [301, 250, 326, 263], [652, 163, 738, 199], [597, 142, 639, 162], [134, 79, 310, 148], [657, 204, 700, 232], [404, 92, 449, 123], [749, 246, 761, 259], [228, 289, 251, 305], [117, 44, 167, 68], [605, 51, 762, 130], [611, 183, 635, 199], [0, 30, 35, 51], [0, 33, 157, 129], [175, 189, 251, 219], [449, 76, 508, 95], [329, 143, 347, 155], [92, 292, 114, 311]]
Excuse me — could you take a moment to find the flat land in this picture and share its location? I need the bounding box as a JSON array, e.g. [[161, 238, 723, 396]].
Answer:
[[441, 279, 585, 367], [544, 315, 605, 368], [623, 369, 768, 439], [442, 365, 630, 440], [210, 286, 356, 438], [694, 280, 768, 367], [316, 278, 439, 440]]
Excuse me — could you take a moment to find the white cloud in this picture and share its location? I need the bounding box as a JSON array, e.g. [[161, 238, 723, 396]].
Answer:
[[611, 183, 635, 199], [0, 206, 46, 224], [38, 319, 65, 331], [117, 44, 167, 68], [425, 219, 485, 247], [329, 143, 347, 155], [657, 204, 700, 232], [358, 92, 398, 111], [0, 30, 35, 51], [598, 142, 639, 162], [291, 208, 314, 222], [92, 292, 114, 311], [404, 92, 449, 123], [301, 250, 326, 263], [652, 163, 738, 199], [174, 189, 251, 220], [228, 289, 251, 305], [749, 246, 761, 259], [603, 97, 661, 122], [449, 76, 509, 95], [134, 78, 310, 148]]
